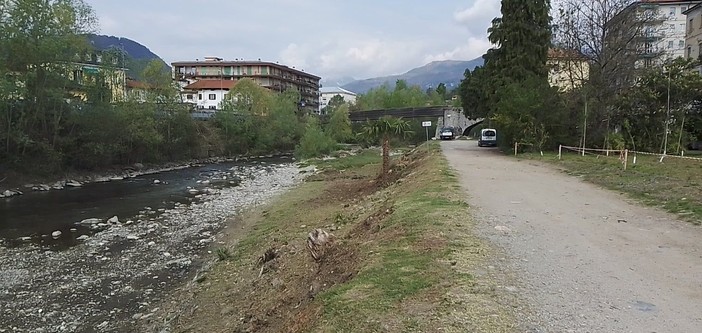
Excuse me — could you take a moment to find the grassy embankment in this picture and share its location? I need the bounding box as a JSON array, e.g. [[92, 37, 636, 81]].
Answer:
[[160, 143, 517, 332], [519, 151, 702, 225]]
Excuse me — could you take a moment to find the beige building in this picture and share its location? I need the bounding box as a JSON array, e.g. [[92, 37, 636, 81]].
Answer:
[[66, 50, 128, 102], [172, 57, 320, 111], [683, 3, 702, 73], [547, 48, 590, 92]]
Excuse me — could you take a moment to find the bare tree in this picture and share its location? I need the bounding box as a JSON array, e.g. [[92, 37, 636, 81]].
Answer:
[[552, 0, 664, 147]]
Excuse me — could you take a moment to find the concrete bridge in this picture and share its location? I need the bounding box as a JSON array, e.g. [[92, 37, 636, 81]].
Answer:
[[349, 106, 484, 137]]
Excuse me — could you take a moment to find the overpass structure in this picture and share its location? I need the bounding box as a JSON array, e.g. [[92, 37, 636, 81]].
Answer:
[[348, 106, 459, 122], [349, 106, 484, 137]]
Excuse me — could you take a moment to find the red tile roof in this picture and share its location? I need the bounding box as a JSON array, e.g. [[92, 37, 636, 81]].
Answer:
[[183, 80, 238, 90], [126, 79, 148, 89]]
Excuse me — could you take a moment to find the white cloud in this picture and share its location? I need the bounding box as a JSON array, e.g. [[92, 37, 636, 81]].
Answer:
[[424, 37, 492, 63], [87, 0, 499, 80], [454, 0, 501, 36]]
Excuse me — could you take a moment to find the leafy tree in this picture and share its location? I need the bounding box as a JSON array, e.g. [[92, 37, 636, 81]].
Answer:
[[614, 58, 702, 153], [325, 103, 352, 143], [295, 116, 336, 159], [357, 116, 413, 184], [322, 94, 346, 114], [0, 0, 96, 173], [436, 83, 447, 100], [492, 75, 567, 150], [355, 81, 442, 111]]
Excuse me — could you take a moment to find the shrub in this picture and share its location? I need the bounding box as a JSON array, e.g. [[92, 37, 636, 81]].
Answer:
[[295, 117, 337, 159]]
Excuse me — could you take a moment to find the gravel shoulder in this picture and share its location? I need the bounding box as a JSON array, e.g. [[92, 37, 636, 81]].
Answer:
[[441, 140, 702, 333]]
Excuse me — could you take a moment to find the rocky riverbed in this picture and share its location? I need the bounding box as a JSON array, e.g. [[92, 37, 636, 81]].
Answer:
[[0, 161, 312, 332]]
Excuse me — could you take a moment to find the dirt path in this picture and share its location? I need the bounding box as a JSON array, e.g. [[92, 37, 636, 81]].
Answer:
[[441, 140, 702, 333]]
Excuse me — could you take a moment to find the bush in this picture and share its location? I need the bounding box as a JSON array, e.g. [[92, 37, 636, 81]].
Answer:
[[295, 117, 337, 159]]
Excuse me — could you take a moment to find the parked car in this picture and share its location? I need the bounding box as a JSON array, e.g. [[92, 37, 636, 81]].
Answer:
[[478, 128, 497, 147], [439, 127, 455, 140]]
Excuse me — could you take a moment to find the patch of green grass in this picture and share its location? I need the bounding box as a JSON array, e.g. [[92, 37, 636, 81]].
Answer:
[[318, 248, 437, 331], [520, 151, 702, 224]]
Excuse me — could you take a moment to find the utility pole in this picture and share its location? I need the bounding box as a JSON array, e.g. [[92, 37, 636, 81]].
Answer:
[[661, 65, 671, 161]]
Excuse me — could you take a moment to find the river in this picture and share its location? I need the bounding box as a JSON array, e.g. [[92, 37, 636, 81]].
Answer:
[[0, 156, 288, 249], [0, 156, 308, 332]]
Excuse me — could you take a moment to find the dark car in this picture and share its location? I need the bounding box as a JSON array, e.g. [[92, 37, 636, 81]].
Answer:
[[439, 127, 455, 140]]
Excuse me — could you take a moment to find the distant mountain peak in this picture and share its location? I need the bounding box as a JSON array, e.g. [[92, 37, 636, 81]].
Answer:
[[87, 34, 169, 79], [342, 58, 484, 94]]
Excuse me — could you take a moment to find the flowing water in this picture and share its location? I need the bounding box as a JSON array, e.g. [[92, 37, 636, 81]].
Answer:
[[0, 156, 289, 249]]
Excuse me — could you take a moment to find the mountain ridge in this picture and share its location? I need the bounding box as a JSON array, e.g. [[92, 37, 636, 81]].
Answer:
[[341, 57, 484, 94], [87, 34, 169, 79]]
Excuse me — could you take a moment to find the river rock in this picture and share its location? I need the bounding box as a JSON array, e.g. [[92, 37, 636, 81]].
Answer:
[[79, 218, 101, 225], [126, 235, 140, 240], [76, 235, 89, 241], [109, 176, 124, 181], [19, 236, 32, 241], [65, 180, 82, 187], [107, 216, 119, 224], [153, 179, 161, 184], [51, 231, 62, 238], [188, 189, 199, 195]]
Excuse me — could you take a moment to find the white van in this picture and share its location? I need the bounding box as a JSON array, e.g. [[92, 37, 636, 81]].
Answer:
[[478, 129, 497, 147]]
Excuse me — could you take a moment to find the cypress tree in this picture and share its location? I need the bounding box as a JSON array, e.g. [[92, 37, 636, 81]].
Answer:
[[487, 0, 552, 82]]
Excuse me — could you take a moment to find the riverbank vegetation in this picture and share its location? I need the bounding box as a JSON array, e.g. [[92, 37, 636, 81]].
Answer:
[[147, 143, 517, 332]]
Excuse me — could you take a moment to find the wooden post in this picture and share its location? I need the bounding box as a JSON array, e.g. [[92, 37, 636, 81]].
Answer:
[[623, 149, 628, 171], [514, 142, 518, 156], [558, 145, 562, 160]]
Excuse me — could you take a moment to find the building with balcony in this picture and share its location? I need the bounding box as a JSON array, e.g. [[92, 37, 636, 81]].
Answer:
[[171, 57, 321, 112], [319, 87, 357, 114], [628, 1, 701, 61], [683, 3, 702, 73]]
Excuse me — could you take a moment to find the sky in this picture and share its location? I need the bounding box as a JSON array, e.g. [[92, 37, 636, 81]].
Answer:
[[86, 0, 500, 81]]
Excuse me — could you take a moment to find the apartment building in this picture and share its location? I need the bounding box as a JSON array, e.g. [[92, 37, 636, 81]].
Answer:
[[683, 3, 702, 73], [319, 87, 357, 114], [632, 0, 701, 60], [171, 57, 321, 111]]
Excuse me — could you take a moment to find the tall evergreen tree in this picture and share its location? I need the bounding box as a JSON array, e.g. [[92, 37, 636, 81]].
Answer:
[[487, 0, 552, 82]]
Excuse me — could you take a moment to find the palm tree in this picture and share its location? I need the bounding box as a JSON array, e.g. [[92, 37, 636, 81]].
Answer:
[[358, 116, 413, 184]]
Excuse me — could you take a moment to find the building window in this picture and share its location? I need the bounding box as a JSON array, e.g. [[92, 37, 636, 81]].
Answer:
[[198, 94, 203, 100], [679, 40, 685, 48], [682, 6, 687, 12], [209, 94, 217, 100], [690, 19, 694, 33], [186, 94, 193, 100], [209, 105, 217, 110], [688, 46, 692, 58], [670, 7, 676, 16], [668, 41, 674, 49]]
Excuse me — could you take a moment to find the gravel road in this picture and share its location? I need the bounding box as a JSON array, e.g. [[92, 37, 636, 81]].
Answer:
[[442, 140, 702, 333]]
